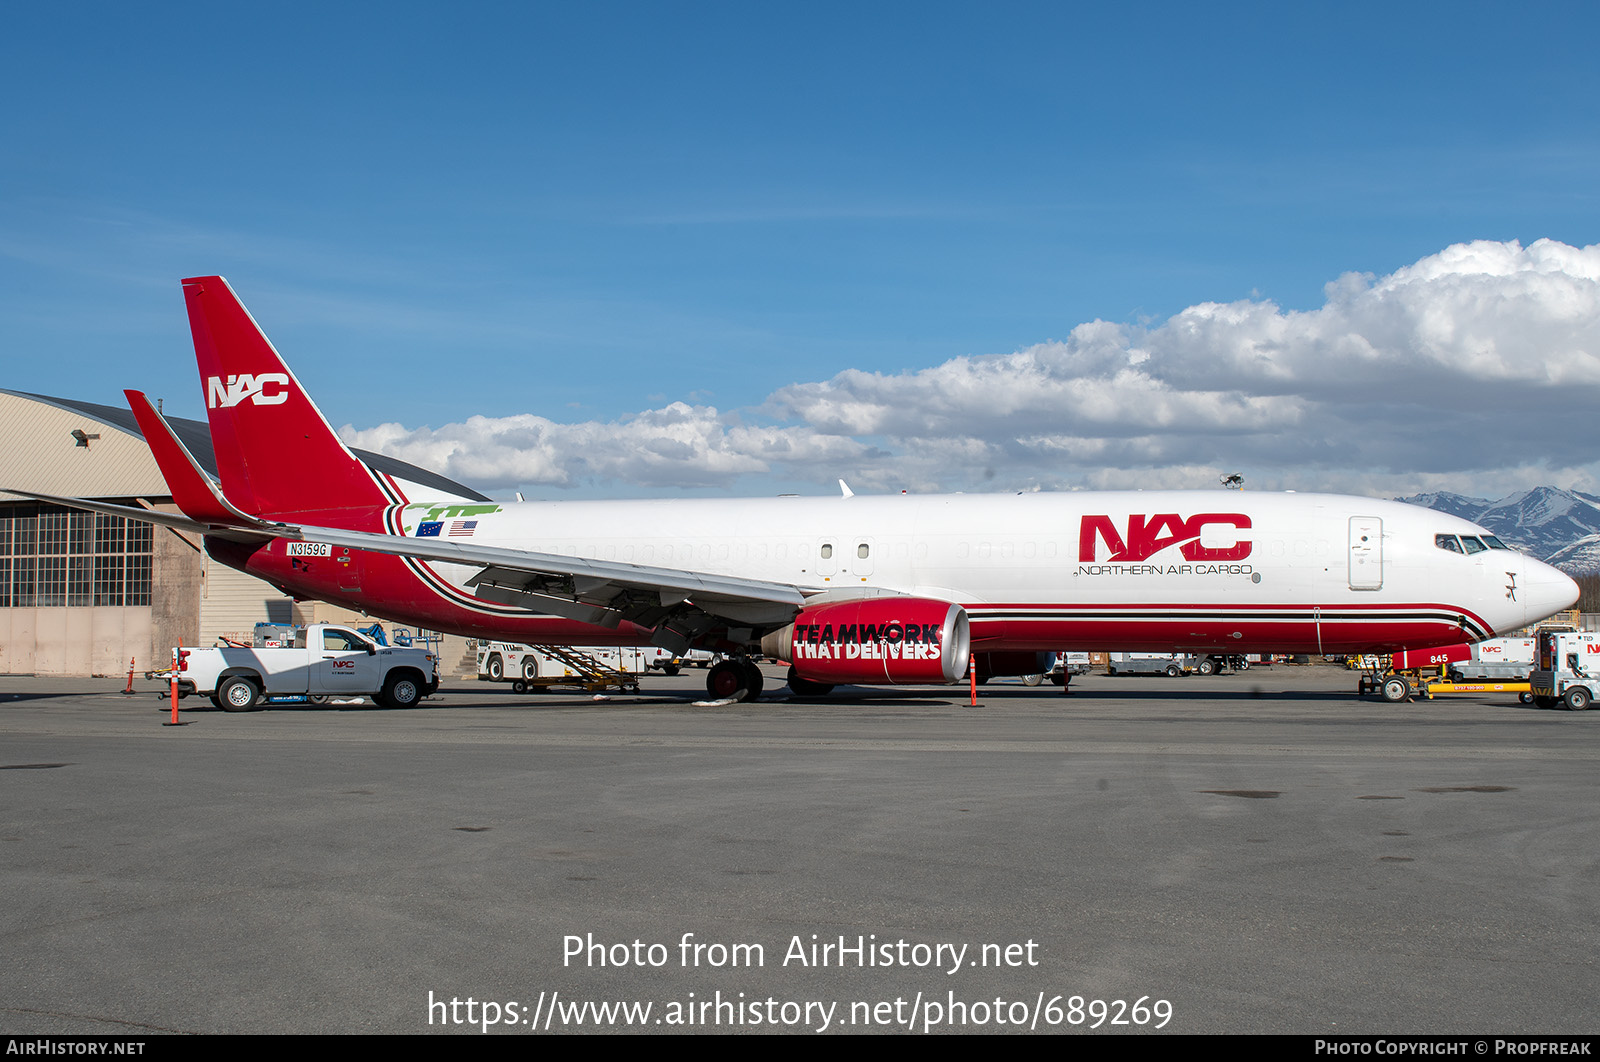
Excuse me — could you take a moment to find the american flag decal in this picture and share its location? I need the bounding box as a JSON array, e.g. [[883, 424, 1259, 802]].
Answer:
[[448, 520, 478, 537]]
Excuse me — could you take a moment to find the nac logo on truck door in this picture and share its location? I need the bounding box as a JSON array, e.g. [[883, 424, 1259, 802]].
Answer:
[[1079, 513, 1253, 562], [206, 373, 290, 408]]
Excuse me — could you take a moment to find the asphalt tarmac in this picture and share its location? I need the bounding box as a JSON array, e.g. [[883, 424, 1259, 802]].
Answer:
[[2, 664, 1595, 1035]]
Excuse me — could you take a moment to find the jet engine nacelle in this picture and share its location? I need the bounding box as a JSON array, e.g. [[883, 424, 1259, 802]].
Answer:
[[760, 597, 971, 685]]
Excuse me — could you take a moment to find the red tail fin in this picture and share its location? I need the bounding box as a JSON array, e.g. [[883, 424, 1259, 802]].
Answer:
[[182, 276, 389, 517]]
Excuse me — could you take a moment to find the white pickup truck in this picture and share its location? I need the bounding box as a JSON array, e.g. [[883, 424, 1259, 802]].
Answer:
[[175, 624, 439, 711]]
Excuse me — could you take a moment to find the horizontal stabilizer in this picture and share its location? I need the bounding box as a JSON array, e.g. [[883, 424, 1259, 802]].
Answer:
[[123, 389, 274, 530]]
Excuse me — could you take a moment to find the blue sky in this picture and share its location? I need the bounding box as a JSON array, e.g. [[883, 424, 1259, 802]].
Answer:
[[3, 3, 1598, 498]]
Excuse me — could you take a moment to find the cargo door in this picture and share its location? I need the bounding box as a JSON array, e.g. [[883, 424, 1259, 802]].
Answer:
[[1348, 517, 1383, 590]]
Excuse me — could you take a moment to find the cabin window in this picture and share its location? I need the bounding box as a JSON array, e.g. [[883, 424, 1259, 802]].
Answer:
[[1435, 534, 1463, 554], [820, 544, 833, 560], [857, 543, 869, 559]]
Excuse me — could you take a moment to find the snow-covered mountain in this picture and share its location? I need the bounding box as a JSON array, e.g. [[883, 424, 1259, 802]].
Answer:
[[1395, 487, 1600, 573]]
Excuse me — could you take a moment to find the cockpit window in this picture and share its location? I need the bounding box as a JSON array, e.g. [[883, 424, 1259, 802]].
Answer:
[[1460, 536, 1488, 554], [1435, 534, 1463, 553], [1482, 535, 1511, 550]]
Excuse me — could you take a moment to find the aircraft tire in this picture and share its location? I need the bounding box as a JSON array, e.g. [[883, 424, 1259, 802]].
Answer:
[[740, 659, 765, 700], [218, 676, 259, 712], [486, 654, 504, 682], [1381, 676, 1411, 703], [786, 667, 835, 697], [706, 660, 750, 701], [1565, 686, 1592, 711]]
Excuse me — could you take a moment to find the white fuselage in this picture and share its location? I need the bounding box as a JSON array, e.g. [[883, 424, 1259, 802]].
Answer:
[[382, 490, 1576, 654]]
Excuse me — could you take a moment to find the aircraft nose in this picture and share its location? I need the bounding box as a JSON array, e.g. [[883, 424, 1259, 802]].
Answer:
[[1517, 555, 1579, 627]]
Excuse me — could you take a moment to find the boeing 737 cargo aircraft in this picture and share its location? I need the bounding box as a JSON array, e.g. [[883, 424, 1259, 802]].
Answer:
[[9, 277, 1580, 701]]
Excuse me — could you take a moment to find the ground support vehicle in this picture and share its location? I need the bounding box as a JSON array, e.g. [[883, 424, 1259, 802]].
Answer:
[[171, 624, 439, 710], [1448, 637, 1538, 681], [1358, 643, 1537, 703], [1047, 652, 1093, 686], [1193, 653, 1262, 675], [1107, 652, 1200, 677], [477, 642, 645, 694], [1529, 628, 1600, 710], [642, 647, 717, 675]]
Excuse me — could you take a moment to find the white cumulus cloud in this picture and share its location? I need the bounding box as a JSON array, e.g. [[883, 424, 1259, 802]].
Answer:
[[345, 239, 1600, 497]]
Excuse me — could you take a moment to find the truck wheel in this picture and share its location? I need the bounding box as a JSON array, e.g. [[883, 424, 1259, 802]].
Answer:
[[1564, 687, 1592, 711], [1166, 664, 1181, 677], [1198, 658, 1217, 675], [486, 654, 504, 681], [661, 664, 681, 676], [1381, 676, 1411, 703], [1022, 673, 1044, 687], [522, 657, 539, 681], [218, 676, 259, 712], [381, 672, 422, 709], [1534, 695, 1559, 709]]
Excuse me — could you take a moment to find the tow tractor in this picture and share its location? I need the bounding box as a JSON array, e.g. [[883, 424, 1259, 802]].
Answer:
[[1528, 628, 1600, 710], [1361, 627, 1578, 704], [1359, 644, 1534, 703]]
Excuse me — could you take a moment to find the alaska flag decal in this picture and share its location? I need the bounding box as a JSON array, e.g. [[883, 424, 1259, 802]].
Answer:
[[416, 521, 443, 537]]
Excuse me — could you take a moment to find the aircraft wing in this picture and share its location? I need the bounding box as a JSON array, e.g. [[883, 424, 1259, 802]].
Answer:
[[1, 485, 810, 642], [286, 522, 811, 634]]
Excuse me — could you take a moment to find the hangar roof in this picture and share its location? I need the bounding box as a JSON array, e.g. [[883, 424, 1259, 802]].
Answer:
[[2, 390, 488, 503]]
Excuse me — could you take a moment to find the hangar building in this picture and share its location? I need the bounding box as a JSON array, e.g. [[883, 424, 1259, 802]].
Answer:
[[0, 390, 487, 676]]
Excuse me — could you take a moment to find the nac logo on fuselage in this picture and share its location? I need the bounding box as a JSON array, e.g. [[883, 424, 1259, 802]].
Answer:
[[206, 373, 290, 409], [1079, 513, 1253, 563]]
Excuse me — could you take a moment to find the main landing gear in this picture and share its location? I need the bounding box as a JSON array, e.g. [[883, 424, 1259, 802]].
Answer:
[[706, 658, 765, 702]]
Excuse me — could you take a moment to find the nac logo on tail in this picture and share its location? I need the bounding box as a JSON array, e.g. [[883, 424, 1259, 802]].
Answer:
[[1080, 513, 1253, 562], [206, 373, 290, 409]]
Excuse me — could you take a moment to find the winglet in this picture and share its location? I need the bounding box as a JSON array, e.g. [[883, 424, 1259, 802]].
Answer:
[[124, 388, 273, 530]]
